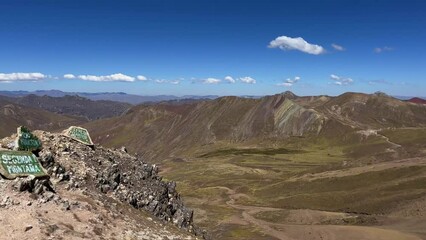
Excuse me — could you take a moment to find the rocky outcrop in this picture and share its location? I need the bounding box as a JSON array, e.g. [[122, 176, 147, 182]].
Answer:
[[0, 131, 207, 239]]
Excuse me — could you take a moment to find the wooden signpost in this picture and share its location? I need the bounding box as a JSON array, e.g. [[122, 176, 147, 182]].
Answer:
[[64, 126, 94, 146], [15, 126, 42, 152], [0, 150, 47, 179]]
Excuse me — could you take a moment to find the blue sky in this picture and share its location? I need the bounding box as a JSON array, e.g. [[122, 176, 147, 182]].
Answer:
[[0, 0, 425, 96]]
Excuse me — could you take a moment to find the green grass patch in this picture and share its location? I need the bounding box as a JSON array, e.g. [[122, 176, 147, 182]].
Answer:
[[380, 128, 426, 147], [198, 147, 305, 158], [257, 166, 426, 214], [253, 210, 290, 223]]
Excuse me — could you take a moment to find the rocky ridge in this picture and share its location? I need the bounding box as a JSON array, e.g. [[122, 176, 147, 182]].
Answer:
[[0, 130, 207, 239]]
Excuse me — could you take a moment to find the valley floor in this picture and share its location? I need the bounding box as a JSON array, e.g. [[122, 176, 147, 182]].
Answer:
[[159, 128, 426, 239]]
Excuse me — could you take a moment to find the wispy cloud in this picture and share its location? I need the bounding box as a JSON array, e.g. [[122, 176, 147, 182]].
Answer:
[[368, 79, 391, 85], [374, 46, 393, 53], [331, 43, 345, 51], [277, 76, 300, 87], [154, 79, 180, 85], [239, 76, 256, 84], [0, 72, 47, 82], [203, 77, 221, 84], [268, 36, 325, 55], [330, 74, 353, 86]]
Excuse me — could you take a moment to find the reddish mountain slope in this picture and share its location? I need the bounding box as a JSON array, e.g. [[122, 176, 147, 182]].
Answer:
[[408, 97, 426, 104]]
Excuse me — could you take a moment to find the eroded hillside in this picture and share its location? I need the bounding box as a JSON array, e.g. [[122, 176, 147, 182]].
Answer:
[[85, 92, 336, 160], [0, 131, 207, 239]]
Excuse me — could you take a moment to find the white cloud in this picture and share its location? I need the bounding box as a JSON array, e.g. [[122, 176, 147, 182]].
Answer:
[[330, 74, 353, 86], [330, 74, 340, 81], [224, 76, 236, 83], [203, 78, 221, 84], [77, 73, 135, 82], [154, 79, 180, 84], [63, 74, 76, 79], [374, 46, 393, 53], [137, 75, 148, 81], [277, 76, 300, 87], [65, 73, 148, 82], [191, 76, 257, 84], [0, 72, 46, 82], [368, 79, 390, 85], [268, 36, 325, 55], [239, 76, 256, 84], [331, 43, 345, 51]]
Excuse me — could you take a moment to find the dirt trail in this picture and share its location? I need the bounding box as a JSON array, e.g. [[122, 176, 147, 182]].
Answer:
[[378, 133, 402, 148], [216, 186, 295, 240], [215, 185, 423, 240]]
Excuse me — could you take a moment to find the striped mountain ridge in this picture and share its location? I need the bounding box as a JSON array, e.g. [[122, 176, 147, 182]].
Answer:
[[82, 91, 426, 160], [84, 93, 327, 160]]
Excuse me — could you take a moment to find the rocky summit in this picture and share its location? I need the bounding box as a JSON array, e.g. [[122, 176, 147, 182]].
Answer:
[[0, 130, 207, 240]]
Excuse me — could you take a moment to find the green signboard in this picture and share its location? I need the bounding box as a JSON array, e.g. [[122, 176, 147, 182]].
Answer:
[[0, 150, 48, 179], [15, 126, 42, 151], [64, 126, 94, 146]]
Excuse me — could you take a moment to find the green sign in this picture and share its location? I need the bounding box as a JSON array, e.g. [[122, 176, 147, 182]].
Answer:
[[64, 126, 94, 146], [0, 150, 47, 179], [15, 126, 42, 151]]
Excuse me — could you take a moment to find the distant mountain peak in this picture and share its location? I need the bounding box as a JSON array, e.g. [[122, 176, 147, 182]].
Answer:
[[374, 91, 389, 97], [282, 91, 298, 99], [408, 97, 426, 104]]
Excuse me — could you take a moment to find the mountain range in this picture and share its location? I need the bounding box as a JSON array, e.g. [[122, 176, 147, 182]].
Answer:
[[84, 91, 426, 160], [0, 90, 219, 104], [81, 91, 426, 239], [1, 91, 426, 239], [0, 96, 86, 138], [1, 94, 132, 120], [1, 90, 424, 105]]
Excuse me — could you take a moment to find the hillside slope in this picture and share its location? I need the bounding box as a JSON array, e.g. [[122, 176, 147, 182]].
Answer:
[[407, 97, 426, 105], [85, 92, 426, 160], [0, 97, 86, 138], [85, 94, 328, 160], [0, 131, 206, 239]]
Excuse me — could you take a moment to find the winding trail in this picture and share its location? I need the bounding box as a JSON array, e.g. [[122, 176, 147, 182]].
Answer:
[[215, 181, 423, 240], [216, 186, 295, 240]]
